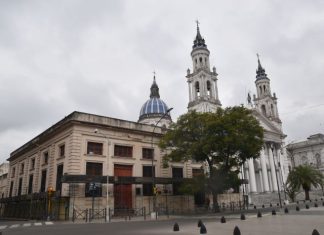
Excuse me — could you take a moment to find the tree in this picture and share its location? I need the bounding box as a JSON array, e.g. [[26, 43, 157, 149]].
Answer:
[[286, 165, 324, 200], [159, 106, 264, 211]]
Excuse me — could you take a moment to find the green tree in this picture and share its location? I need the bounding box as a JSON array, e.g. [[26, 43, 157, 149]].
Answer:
[[159, 106, 264, 211], [286, 165, 324, 200]]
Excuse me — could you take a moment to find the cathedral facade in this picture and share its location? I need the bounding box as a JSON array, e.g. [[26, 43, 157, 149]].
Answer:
[[4, 24, 290, 220]]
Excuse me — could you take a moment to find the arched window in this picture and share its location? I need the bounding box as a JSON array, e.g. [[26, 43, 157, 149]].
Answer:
[[261, 105, 266, 116], [315, 154, 321, 168], [195, 81, 200, 98], [263, 85, 266, 92], [206, 81, 211, 97], [301, 156, 308, 165], [199, 57, 203, 65], [259, 86, 262, 94]]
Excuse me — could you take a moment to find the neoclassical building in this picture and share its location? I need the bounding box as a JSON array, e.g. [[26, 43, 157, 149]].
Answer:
[[286, 134, 324, 172], [186, 24, 289, 204], [3, 24, 290, 219]]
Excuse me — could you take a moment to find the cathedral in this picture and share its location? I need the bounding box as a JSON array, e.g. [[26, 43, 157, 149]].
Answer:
[[3, 24, 289, 220]]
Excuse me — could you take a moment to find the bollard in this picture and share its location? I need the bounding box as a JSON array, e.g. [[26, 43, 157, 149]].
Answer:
[[200, 223, 207, 234], [173, 222, 179, 231], [221, 216, 226, 223], [322, 201, 324, 206], [284, 202, 286, 206], [312, 229, 320, 235], [310, 200, 312, 202], [272, 209, 276, 215], [306, 204, 310, 209], [315, 203, 318, 208], [277, 203, 279, 207], [253, 205, 257, 209], [198, 219, 203, 227], [297, 201, 299, 204], [233, 226, 241, 235], [257, 210, 262, 218], [262, 204, 265, 208], [315, 199, 318, 202], [270, 203, 272, 207], [296, 206, 300, 211], [240, 213, 246, 220], [284, 207, 289, 214]]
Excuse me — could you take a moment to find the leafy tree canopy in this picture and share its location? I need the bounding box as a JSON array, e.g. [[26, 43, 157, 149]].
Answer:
[[160, 106, 264, 172]]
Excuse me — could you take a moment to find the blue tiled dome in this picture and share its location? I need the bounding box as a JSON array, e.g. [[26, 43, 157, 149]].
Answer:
[[139, 98, 169, 117], [138, 76, 171, 122]]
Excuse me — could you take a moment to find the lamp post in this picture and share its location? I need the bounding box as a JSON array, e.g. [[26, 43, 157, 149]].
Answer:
[[94, 129, 110, 222], [151, 107, 173, 220], [270, 143, 282, 208]]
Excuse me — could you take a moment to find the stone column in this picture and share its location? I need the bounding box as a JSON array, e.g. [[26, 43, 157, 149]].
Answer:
[[248, 159, 257, 193], [268, 144, 278, 192], [260, 148, 270, 192], [258, 170, 264, 192], [188, 82, 192, 102]]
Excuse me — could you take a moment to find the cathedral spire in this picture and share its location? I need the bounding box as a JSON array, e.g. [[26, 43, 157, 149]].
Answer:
[[193, 20, 207, 49], [150, 72, 160, 98], [256, 53, 267, 79]]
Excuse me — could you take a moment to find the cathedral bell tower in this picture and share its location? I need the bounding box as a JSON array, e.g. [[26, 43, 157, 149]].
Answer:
[[253, 55, 281, 125], [186, 22, 221, 113]]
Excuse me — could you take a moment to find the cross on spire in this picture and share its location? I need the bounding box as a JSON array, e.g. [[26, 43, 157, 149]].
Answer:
[[196, 19, 200, 29]]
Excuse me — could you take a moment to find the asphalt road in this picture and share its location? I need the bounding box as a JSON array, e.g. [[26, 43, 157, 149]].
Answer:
[[1, 207, 324, 235]]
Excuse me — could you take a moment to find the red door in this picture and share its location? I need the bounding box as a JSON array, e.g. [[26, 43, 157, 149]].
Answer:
[[114, 164, 133, 210]]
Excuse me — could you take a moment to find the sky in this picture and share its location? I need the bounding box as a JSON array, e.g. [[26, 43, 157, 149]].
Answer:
[[1, 0, 324, 162]]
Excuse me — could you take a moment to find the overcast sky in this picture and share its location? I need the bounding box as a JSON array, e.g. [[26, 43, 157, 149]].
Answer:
[[1, 0, 324, 162]]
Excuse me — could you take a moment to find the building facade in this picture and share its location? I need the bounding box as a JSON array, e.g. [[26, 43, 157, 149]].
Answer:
[[186, 26, 289, 204], [286, 134, 324, 172], [3, 24, 291, 219]]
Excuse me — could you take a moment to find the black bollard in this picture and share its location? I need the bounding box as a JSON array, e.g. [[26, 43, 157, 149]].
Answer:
[[296, 206, 300, 211], [297, 201, 299, 204], [306, 204, 310, 209], [253, 205, 257, 209], [272, 209, 276, 215], [240, 213, 246, 220], [173, 222, 179, 231], [312, 229, 320, 235], [277, 203, 279, 207], [310, 200, 312, 202], [322, 201, 324, 206], [234, 226, 241, 235], [262, 204, 265, 208], [315, 203, 318, 208], [221, 216, 226, 223], [270, 203, 272, 207], [200, 223, 207, 234], [284, 202, 286, 206], [198, 219, 203, 227], [257, 210, 262, 218], [315, 199, 318, 202], [284, 207, 289, 214]]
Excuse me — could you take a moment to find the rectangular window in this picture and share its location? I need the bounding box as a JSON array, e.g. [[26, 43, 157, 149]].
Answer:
[[59, 144, 65, 157], [20, 163, 24, 175], [9, 181, 13, 197], [18, 178, 23, 196], [87, 142, 103, 155], [142, 166, 155, 196], [40, 170, 47, 192], [30, 158, 35, 170], [43, 152, 49, 164], [11, 167, 15, 178], [172, 167, 183, 195], [28, 174, 33, 194], [142, 148, 154, 159], [85, 162, 103, 197], [56, 164, 64, 195], [114, 145, 133, 158]]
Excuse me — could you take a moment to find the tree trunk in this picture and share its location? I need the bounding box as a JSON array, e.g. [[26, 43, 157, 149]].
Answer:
[[305, 189, 310, 201], [212, 192, 220, 212]]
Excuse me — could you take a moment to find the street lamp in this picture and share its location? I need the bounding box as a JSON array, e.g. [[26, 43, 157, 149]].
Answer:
[[94, 129, 110, 222], [270, 143, 282, 208], [151, 107, 173, 220]]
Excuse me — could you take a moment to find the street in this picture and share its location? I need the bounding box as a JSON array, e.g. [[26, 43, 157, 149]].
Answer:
[[1, 207, 324, 235]]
